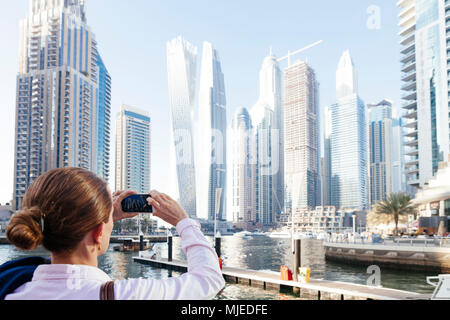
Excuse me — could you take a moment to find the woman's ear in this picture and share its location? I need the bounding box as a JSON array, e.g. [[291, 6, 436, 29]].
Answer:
[[92, 223, 104, 245]]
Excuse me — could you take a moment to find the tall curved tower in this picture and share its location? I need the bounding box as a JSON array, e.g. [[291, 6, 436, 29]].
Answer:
[[166, 36, 198, 218]]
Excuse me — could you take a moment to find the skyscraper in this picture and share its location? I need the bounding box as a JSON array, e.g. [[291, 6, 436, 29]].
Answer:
[[227, 108, 255, 228], [166, 36, 198, 218], [391, 111, 409, 194], [398, 0, 450, 189], [115, 105, 151, 194], [13, 0, 109, 210], [368, 99, 393, 206], [284, 60, 320, 214], [197, 42, 227, 222], [95, 55, 111, 182], [322, 106, 332, 206], [250, 53, 283, 226], [330, 51, 369, 210]]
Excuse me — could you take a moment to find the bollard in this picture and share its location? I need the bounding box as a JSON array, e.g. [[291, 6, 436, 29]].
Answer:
[[215, 236, 221, 258], [168, 234, 173, 261], [293, 239, 301, 295], [139, 234, 144, 251]]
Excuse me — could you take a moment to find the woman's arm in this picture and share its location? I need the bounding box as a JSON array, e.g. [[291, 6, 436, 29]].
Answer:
[[112, 190, 225, 300]]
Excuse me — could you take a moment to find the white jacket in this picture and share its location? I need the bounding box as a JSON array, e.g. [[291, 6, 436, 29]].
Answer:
[[5, 218, 225, 300]]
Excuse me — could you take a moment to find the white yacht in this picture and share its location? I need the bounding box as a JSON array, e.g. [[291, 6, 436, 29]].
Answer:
[[269, 230, 291, 239]]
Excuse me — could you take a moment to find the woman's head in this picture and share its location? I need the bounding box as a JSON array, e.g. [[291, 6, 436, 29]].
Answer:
[[7, 167, 113, 254]]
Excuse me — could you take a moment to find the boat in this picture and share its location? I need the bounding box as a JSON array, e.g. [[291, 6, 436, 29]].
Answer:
[[427, 274, 450, 299], [248, 231, 268, 237], [316, 232, 329, 240], [233, 231, 253, 239], [113, 238, 153, 252], [269, 230, 291, 239]]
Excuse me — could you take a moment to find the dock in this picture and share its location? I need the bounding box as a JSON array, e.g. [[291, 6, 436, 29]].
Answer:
[[133, 256, 431, 300], [324, 242, 450, 273]]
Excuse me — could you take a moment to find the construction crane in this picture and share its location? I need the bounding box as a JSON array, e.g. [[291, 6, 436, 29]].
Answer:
[[277, 40, 323, 66]]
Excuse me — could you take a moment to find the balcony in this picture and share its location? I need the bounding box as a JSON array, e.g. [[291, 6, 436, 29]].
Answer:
[[403, 100, 417, 110], [401, 80, 416, 91]]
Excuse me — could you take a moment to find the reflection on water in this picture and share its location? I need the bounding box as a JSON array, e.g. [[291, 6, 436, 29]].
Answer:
[[0, 235, 436, 299]]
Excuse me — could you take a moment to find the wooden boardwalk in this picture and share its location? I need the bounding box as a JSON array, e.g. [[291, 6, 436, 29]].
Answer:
[[133, 256, 431, 300]]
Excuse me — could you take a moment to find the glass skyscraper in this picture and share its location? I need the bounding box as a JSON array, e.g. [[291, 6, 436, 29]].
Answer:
[[197, 42, 227, 222], [368, 100, 393, 206], [250, 53, 284, 226], [115, 105, 151, 194], [13, 0, 110, 210], [95, 55, 111, 182], [227, 108, 256, 228], [398, 0, 450, 188], [330, 51, 369, 210], [166, 36, 198, 218]]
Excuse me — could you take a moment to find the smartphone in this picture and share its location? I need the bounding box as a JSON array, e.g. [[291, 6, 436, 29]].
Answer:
[[121, 194, 153, 213]]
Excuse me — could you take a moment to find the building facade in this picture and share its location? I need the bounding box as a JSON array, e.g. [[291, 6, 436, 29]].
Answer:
[[330, 51, 369, 210], [284, 60, 321, 214], [115, 105, 151, 194], [13, 0, 109, 210], [368, 100, 393, 206], [95, 55, 111, 182], [250, 53, 284, 226], [412, 156, 450, 234], [322, 106, 332, 206], [197, 42, 227, 222], [166, 36, 198, 218], [398, 0, 450, 189], [227, 108, 256, 230]]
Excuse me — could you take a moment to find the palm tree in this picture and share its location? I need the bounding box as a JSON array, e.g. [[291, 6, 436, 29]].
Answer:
[[373, 192, 417, 236]]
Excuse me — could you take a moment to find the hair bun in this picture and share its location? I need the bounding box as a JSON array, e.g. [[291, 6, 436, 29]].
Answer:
[[6, 206, 44, 251]]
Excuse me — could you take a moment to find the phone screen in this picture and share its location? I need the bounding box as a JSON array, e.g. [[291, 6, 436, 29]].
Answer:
[[121, 194, 153, 213]]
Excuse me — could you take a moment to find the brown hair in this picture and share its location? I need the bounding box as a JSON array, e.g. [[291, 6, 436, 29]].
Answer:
[[7, 167, 112, 253]]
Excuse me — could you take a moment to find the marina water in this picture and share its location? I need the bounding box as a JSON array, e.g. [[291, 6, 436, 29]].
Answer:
[[0, 236, 435, 299]]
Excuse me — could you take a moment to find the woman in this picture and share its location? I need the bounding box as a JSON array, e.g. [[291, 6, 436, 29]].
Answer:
[[3, 167, 225, 300]]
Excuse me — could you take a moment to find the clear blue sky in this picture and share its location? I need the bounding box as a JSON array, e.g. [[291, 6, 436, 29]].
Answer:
[[0, 0, 401, 204]]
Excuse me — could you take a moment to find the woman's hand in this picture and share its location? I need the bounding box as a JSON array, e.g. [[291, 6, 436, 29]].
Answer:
[[112, 190, 140, 223], [147, 190, 188, 227]]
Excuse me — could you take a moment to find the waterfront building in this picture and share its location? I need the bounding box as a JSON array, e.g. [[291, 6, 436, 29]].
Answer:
[[412, 156, 450, 234], [329, 50, 369, 210], [250, 53, 284, 226], [278, 206, 355, 234], [166, 36, 198, 218], [197, 42, 227, 222], [115, 105, 151, 194], [398, 0, 450, 189], [227, 108, 256, 230], [13, 0, 110, 210], [284, 60, 321, 214], [0, 205, 13, 234]]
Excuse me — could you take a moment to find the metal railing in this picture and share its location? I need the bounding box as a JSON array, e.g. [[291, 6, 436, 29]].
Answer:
[[325, 236, 450, 248]]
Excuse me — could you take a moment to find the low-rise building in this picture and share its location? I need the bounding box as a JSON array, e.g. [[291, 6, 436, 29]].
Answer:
[[278, 206, 363, 233], [0, 205, 14, 234], [412, 158, 450, 235]]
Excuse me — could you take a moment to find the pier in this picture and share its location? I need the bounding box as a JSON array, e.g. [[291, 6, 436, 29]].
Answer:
[[133, 256, 431, 300], [324, 242, 450, 273]]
